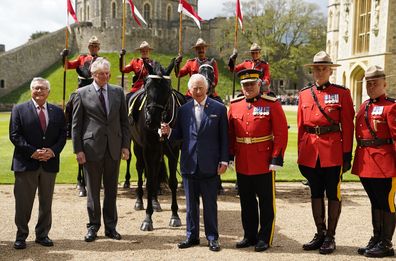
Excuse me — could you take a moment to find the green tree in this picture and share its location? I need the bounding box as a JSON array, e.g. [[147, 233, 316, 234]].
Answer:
[[29, 31, 50, 41], [218, 0, 326, 90]]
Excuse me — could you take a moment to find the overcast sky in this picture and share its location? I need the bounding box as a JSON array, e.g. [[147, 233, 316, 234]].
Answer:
[[0, 0, 327, 51]]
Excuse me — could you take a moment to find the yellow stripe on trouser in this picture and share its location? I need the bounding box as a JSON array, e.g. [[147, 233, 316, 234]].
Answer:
[[269, 170, 276, 246], [336, 167, 342, 201], [388, 177, 396, 213]]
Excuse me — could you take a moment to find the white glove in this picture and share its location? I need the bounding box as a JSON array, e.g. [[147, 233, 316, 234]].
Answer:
[[269, 164, 282, 171], [228, 161, 235, 171]]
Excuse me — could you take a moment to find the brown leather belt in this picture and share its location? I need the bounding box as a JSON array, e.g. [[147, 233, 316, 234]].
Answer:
[[304, 125, 340, 135], [357, 138, 393, 147], [236, 135, 273, 144]]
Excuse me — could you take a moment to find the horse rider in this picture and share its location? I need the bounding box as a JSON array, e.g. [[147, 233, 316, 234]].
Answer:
[[228, 43, 272, 95], [120, 41, 175, 102], [351, 65, 395, 258], [61, 36, 101, 88], [175, 38, 221, 102]]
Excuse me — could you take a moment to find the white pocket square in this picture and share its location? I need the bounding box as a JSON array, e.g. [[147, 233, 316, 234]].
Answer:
[[209, 114, 218, 118]]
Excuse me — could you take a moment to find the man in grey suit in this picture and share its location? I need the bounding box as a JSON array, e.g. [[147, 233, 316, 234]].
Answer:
[[72, 57, 130, 242], [9, 77, 67, 249]]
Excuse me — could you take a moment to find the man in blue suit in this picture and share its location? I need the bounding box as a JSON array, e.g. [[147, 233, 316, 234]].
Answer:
[[9, 77, 67, 249], [161, 74, 228, 251]]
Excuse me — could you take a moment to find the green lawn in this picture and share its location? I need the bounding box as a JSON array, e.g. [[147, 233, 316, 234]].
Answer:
[[0, 52, 358, 183], [0, 110, 358, 184]]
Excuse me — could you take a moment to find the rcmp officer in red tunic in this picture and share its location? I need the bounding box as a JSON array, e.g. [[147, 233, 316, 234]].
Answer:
[[298, 51, 355, 254], [175, 38, 220, 101], [61, 36, 101, 88], [228, 43, 271, 93], [352, 65, 396, 258], [120, 41, 175, 100], [228, 69, 288, 252]]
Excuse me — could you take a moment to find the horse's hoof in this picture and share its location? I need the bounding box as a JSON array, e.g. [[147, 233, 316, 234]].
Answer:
[[169, 217, 182, 227], [123, 181, 130, 188], [140, 221, 153, 231], [152, 201, 162, 212], [134, 202, 144, 211], [79, 188, 87, 197]]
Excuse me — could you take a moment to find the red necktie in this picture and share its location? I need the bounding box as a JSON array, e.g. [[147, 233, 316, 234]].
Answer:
[[38, 106, 46, 132]]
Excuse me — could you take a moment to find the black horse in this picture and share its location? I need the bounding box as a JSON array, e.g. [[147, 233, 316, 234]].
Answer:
[[128, 61, 186, 231]]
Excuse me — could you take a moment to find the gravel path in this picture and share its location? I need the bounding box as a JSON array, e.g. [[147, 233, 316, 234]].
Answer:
[[0, 182, 394, 260]]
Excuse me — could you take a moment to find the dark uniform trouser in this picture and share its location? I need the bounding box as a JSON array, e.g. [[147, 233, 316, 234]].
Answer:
[[14, 167, 57, 240], [360, 177, 396, 213], [298, 158, 342, 201], [84, 149, 120, 231], [183, 174, 219, 241], [237, 171, 275, 245]]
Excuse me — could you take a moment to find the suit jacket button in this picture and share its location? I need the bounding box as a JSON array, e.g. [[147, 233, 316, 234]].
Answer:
[[43, 136, 46, 140]]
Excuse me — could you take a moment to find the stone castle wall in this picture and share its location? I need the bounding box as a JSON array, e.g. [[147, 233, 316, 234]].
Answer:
[[0, 27, 78, 98]]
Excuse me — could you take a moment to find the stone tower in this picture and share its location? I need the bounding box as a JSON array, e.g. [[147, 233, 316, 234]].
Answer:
[[73, 0, 205, 54], [327, 0, 396, 107]]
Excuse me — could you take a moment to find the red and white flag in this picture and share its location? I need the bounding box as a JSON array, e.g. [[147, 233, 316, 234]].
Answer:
[[178, 0, 203, 29], [127, 0, 147, 27], [66, 0, 78, 33], [236, 0, 243, 30], [67, 0, 78, 23]]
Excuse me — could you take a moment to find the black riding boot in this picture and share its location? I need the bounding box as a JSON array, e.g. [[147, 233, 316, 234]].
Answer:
[[319, 200, 341, 254], [303, 198, 326, 250], [365, 211, 395, 258], [357, 208, 381, 255]]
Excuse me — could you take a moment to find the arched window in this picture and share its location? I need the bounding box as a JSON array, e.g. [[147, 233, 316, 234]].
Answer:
[[112, 1, 117, 19], [167, 5, 172, 21], [144, 3, 150, 21], [354, 0, 371, 54], [86, 5, 90, 20]]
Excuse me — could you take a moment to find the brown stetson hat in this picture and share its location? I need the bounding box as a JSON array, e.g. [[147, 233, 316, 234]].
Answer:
[[365, 65, 386, 79], [250, 43, 262, 52], [135, 41, 154, 51], [88, 36, 100, 46], [191, 38, 210, 49], [304, 51, 340, 67]]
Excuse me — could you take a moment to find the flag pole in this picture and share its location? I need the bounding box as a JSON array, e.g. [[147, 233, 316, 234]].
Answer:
[[177, 11, 183, 91], [232, 11, 239, 99], [62, 7, 69, 110], [121, 0, 126, 89]]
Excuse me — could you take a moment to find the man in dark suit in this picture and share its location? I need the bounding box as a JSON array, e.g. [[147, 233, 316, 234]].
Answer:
[[161, 74, 228, 251], [72, 57, 130, 242], [9, 77, 67, 249]]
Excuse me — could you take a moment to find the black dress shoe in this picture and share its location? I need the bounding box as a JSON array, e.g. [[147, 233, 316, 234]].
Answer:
[[303, 233, 325, 250], [14, 240, 26, 249], [236, 238, 257, 248], [35, 236, 54, 247], [85, 227, 97, 242], [208, 240, 221, 251], [178, 238, 200, 249], [105, 230, 122, 240], [319, 236, 336, 254], [255, 240, 269, 252]]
